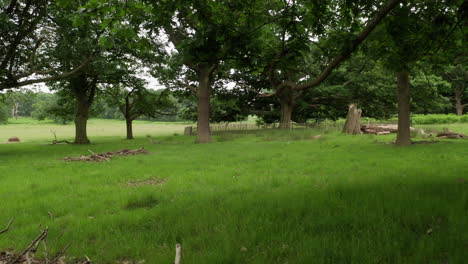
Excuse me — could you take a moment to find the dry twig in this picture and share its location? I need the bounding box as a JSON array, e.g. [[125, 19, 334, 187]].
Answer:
[[0, 218, 15, 235]]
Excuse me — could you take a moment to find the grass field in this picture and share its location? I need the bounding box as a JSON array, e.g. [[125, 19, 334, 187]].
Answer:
[[0, 118, 191, 143], [0, 119, 467, 263]]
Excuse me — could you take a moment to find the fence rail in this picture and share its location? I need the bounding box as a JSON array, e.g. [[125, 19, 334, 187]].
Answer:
[[186, 122, 340, 136]]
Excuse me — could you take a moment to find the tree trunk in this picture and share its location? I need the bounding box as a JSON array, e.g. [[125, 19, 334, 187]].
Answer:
[[126, 118, 134, 140], [343, 103, 362, 134], [454, 91, 464, 116], [74, 95, 91, 144], [196, 69, 212, 143], [278, 87, 295, 129], [396, 70, 412, 146], [11, 101, 18, 119]]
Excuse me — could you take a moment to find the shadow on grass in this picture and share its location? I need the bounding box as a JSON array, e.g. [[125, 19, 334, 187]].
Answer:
[[65, 179, 467, 264]]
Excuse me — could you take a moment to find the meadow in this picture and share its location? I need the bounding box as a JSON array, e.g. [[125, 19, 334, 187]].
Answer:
[[0, 118, 467, 263]]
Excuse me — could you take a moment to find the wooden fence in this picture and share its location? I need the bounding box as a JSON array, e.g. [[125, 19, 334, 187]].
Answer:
[[185, 122, 338, 136]]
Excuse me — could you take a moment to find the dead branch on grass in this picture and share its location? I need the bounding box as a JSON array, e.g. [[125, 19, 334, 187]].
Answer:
[[0, 218, 15, 235], [174, 244, 182, 264], [50, 130, 72, 145]]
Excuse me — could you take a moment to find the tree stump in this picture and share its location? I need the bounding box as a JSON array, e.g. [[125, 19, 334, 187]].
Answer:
[[184, 126, 193, 136], [342, 104, 362, 135]]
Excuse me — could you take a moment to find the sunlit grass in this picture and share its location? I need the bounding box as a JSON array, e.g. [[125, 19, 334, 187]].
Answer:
[[0, 117, 192, 143]]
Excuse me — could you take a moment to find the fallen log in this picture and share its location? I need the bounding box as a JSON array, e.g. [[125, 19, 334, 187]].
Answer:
[[361, 124, 416, 135], [361, 124, 398, 134], [436, 131, 467, 139]]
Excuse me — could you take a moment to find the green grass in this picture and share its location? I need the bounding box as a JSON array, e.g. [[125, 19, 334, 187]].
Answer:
[[0, 121, 467, 263], [0, 117, 191, 143]]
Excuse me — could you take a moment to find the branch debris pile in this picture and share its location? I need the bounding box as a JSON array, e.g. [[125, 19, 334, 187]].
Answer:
[[64, 148, 148, 162]]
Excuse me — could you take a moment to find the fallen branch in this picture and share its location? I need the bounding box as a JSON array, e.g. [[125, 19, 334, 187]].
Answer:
[[0, 218, 15, 235], [174, 244, 182, 264], [50, 130, 72, 145], [436, 131, 467, 139], [49, 242, 72, 264], [52, 140, 73, 145], [8, 227, 48, 264]]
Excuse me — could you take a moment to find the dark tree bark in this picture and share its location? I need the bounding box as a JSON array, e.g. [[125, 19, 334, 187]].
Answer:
[[396, 71, 412, 146], [123, 96, 135, 140], [278, 87, 295, 129], [455, 98, 464, 116], [126, 119, 134, 140], [72, 74, 96, 144], [454, 88, 466, 116], [74, 94, 91, 144], [195, 67, 212, 143]]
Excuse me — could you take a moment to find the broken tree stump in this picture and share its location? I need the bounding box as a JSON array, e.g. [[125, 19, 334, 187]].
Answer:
[[184, 126, 193, 136], [343, 104, 362, 135]]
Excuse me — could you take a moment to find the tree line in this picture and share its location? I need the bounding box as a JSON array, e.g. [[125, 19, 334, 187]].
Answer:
[[0, 0, 466, 145]]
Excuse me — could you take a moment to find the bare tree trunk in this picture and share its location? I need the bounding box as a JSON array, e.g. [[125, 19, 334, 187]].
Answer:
[[72, 74, 96, 144], [454, 89, 464, 116], [343, 103, 362, 134], [279, 100, 293, 129], [10, 100, 18, 119], [126, 118, 134, 140], [14, 103, 18, 120], [455, 100, 464, 116], [74, 95, 91, 144], [196, 68, 212, 143], [278, 87, 295, 129], [396, 71, 412, 146]]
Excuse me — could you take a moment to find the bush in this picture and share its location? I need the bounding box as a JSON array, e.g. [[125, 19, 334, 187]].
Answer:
[[411, 114, 467, 125], [460, 115, 468, 123], [0, 104, 9, 124]]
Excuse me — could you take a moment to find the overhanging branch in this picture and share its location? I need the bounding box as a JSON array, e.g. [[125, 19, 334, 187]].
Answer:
[[291, 0, 402, 91], [0, 57, 94, 90]]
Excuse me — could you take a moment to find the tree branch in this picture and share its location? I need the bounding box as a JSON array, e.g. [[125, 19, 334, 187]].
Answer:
[[0, 57, 94, 90], [0, 218, 15, 235], [291, 0, 402, 91]]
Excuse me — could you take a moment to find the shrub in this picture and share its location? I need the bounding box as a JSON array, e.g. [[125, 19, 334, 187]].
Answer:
[[411, 114, 465, 125], [460, 115, 468, 123], [0, 104, 9, 124]]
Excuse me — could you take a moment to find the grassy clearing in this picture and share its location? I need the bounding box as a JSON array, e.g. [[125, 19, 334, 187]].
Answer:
[[0, 121, 467, 263], [0, 117, 191, 143]]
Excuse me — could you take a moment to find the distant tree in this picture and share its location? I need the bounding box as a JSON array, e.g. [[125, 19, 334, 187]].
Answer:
[[411, 71, 452, 114], [0, 101, 9, 124], [443, 64, 468, 116], [31, 92, 74, 124], [3, 88, 37, 119], [105, 79, 177, 139]]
